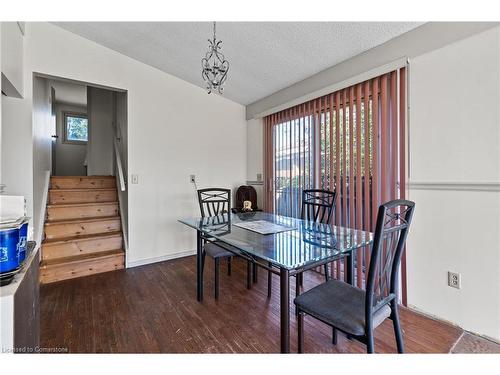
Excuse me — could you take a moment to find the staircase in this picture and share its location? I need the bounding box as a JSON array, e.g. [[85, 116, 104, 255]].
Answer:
[[40, 176, 125, 284]]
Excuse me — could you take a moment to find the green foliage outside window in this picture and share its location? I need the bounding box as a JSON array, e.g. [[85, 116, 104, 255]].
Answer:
[[66, 115, 88, 142], [274, 99, 374, 193]]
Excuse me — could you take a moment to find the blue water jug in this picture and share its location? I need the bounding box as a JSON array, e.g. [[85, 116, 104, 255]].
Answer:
[[17, 221, 28, 264], [0, 227, 20, 273]]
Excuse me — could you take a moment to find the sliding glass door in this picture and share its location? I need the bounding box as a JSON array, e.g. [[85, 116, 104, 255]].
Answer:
[[263, 67, 407, 301], [273, 114, 315, 218]]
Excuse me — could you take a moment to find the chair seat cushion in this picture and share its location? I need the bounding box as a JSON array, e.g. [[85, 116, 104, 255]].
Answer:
[[294, 279, 391, 336], [204, 242, 239, 259]]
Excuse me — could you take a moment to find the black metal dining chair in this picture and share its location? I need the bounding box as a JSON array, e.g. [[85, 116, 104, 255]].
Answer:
[[267, 189, 336, 297], [294, 199, 415, 353], [198, 188, 252, 299]]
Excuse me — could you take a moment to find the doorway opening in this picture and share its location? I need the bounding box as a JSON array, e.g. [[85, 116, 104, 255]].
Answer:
[[32, 74, 129, 278]]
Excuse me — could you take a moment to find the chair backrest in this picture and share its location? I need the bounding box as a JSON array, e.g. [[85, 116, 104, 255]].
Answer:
[[235, 185, 258, 210], [301, 189, 336, 224], [199, 213, 231, 236], [197, 188, 231, 218], [301, 220, 336, 249], [365, 199, 415, 315]]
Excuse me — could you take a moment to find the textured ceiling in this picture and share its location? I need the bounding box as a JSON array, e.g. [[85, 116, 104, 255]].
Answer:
[[53, 22, 423, 105]]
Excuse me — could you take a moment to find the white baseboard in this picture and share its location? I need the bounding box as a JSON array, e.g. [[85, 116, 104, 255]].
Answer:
[[407, 303, 461, 328], [126, 249, 196, 268], [407, 304, 500, 344]]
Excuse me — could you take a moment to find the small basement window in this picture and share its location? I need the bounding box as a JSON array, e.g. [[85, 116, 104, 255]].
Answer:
[[64, 112, 88, 144]]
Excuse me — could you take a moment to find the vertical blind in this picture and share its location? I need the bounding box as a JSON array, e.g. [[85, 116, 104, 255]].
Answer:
[[263, 67, 407, 299]]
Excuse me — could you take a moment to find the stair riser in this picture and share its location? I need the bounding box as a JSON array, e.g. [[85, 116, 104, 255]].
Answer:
[[40, 254, 124, 284], [46, 203, 119, 222], [50, 177, 116, 190], [44, 219, 121, 240], [42, 236, 123, 261], [49, 190, 117, 205]]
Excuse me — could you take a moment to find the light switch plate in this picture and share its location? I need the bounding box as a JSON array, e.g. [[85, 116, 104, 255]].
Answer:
[[131, 174, 139, 184]]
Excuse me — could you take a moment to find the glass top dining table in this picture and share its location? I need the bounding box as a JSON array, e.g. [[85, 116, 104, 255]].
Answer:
[[178, 211, 374, 353]]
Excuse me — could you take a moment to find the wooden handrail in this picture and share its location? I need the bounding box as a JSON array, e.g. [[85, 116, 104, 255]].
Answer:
[[114, 138, 126, 192]]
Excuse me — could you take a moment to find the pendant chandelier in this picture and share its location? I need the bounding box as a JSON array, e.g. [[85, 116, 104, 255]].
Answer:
[[201, 22, 229, 94]]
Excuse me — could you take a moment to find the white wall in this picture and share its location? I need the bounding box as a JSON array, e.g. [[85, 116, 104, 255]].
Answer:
[[114, 91, 129, 251], [32, 76, 53, 243], [245, 26, 500, 341], [87, 87, 114, 176], [1, 22, 247, 267], [54, 102, 87, 176], [0, 23, 2, 185], [407, 27, 500, 341], [51, 80, 86, 106], [246, 118, 263, 209], [1, 94, 33, 221], [1, 22, 24, 98]]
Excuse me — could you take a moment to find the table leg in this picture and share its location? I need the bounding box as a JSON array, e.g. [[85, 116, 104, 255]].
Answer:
[[345, 253, 355, 341], [346, 253, 354, 286], [246, 261, 252, 289], [196, 230, 203, 302], [280, 268, 290, 353]]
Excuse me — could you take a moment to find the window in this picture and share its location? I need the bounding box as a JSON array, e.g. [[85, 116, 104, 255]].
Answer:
[[270, 99, 373, 219], [64, 112, 88, 144], [263, 69, 406, 225], [263, 67, 407, 292]]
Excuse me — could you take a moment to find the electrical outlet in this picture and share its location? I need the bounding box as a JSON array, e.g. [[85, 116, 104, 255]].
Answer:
[[448, 271, 461, 289], [131, 174, 139, 184], [190, 175, 196, 184], [257, 173, 262, 182]]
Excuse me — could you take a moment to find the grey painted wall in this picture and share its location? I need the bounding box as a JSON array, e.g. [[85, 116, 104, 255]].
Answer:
[[115, 91, 127, 176], [54, 102, 87, 176], [87, 87, 114, 176]]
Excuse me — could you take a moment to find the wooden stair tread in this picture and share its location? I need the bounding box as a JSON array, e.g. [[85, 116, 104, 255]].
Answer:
[[42, 176, 124, 283], [44, 215, 120, 226], [42, 231, 122, 245], [43, 216, 121, 241], [46, 201, 119, 222], [46, 201, 118, 209], [48, 189, 117, 205], [51, 176, 115, 179], [41, 249, 124, 267], [49, 188, 116, 192], [50, 177, 117, 191]]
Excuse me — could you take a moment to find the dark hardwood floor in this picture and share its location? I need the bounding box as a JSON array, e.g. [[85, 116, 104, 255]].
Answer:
[[40, 255, 463, 353]]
